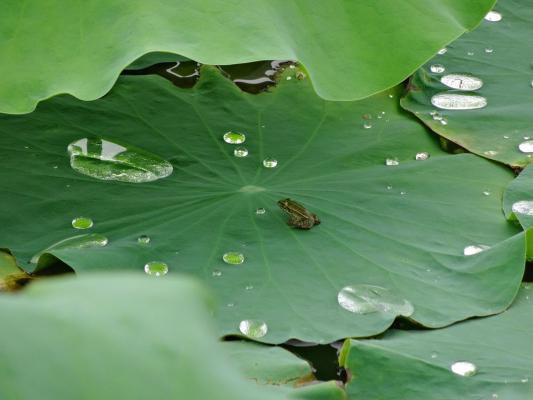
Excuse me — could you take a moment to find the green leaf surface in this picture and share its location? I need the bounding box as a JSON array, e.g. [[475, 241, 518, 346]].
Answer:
[[0, 67, 524, 343], [225, 341, 346, 400], [340, 285, 533, 400], [401, 0, 533, 168], [0, 274, 282, 400], [0, 0, 495, 114]]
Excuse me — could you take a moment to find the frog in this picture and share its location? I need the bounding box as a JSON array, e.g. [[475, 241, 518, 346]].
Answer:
[[277, 198, 321, 230]]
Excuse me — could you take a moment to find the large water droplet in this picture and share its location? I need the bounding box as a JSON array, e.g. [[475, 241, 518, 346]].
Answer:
[[518, 140, 533, 153], [451, 361, 478, 377], [415, 152, 430, 161], [223, 131, 246, 144], [31, 234, 108, 264], [255, 208, 266, 215], [263, 158, 278, 168], [68, 138, 173, 183], [385, 158, 399, 166], [137, 235, 151, 244], [223, 252, 245, 265], [430, 64, 445, 74], [485, 10, 502, 22], [144, 261, 168, 276], [239, 319, 268, 338], [440, 74, 483, 91], [463, 244, 490, 256], [431, 93, 487, 110], [72, 217, 93, 230], [512, 200, 533, 216], [233, 147, 248, 157], [337, 285, 414, 316]]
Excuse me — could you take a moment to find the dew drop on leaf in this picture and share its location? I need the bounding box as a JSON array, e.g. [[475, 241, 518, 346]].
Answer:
[[430, 64, 445, 74], [255, 208, 266, 215], [431, 93, 487, 110], [415, 152, 430, 161], [239, 319, 268, 338], [212, 270, 222, 277], [518, 140, 533, 153], [463, 244, 490, 256], [137, 235, 151, 245], [337, 284, 414, 316], [262, 158, 278, 168], [385, 158, 399, 166], [485, 10, 502, 22], [223, 131, 246, 144], [72, 217, 93, 230], [450, 361, 477, 377], [437, 48, 447, 55], [233, 147, 248, 157], [222, 252, 245, 265], [440, 74, 483, 91], [144, 261, 168, 277]]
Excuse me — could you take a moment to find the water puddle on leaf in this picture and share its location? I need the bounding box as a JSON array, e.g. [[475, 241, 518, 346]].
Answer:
[[431, 93, 487, 110], [440, 74, 483, 91], [337, 284, 414, 316], [144, 261, 169, 276], [239, 319, 268, 338], [463, 244, 490, 256], [31, 233, 108, 263], [450, 361, 478, 377], [68, 138, 173, 183]]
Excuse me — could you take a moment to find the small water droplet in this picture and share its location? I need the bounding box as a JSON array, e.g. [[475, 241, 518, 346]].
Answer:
[[484, 150, 498, 156], [485, 10, 502, 22], [431, 352, 438, 359], [431, 93, 487, 110], [437, 48, 448, 55], [503, 135, 510, 139], [377, 111, 386, 119], [363, 121, 372, 129], [53, 165, 58, 169], [512, 200, 533, 215], [245, 284, 254, 290], [521, 377, 529, 383], [386, 185, 393, 190], [255, 208, 266, 215], [482, 190, 491, 196], [492, 394, 499, 399], [451, 361, 477, 377], [415, 152, 430, 161], [223, 131, 246, 144], [239, 319, 268, 338], [519, 140, 533, 153], [68, 138, 173, 183], [263, 158, 278, 168], [463, 244, 490, 256], [233, 147, 248, 157], [430, 64, 445, 74], [72, 217, 93, 230], [440, 118, 448, 125], [400, 191, 407, 196], [385, 158, 399, 166], [212, 269, 222, 277], [440, 74, 483, 91], [337, 284, 414, 316], [223, 252, 245, 265], [485, 48, 494, 54], [24, 146, 30, 149], [137, 235, 151, 245], [388, 94, 394, 99], [30, 233, 108, 264], [467, 51, 474, 56], [286, 76, 292, 80], [227, 302, 235, 307], [144, 261, 168, 277], [525, 136, 531, 140]]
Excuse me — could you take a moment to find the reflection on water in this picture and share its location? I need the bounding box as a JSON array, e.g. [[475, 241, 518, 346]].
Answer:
[[123, 58, 294, 93]]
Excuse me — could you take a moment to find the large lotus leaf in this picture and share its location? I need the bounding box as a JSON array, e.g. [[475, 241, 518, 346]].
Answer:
[[0, 274, 285, 400], [340, 285, 533, 400], [224, 341, 345, 400], [0, 0, 495, 114], [0, 67, 525, 343], [401, 0, 533, 168]]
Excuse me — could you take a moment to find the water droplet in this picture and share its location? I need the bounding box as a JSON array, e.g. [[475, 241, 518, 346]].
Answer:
[[431, 93, 487, 110], [467, 51, 474, 56], [227, 302, 235, 307], [239, 319, 268, 338], [212, 269, 222, 277], [415, 152, 430, 161], [30, 234, 108, 264], [482, 190, 491, 196], [440, 118, 448, 126], [386, 185, 393, 190], [144, 261, 168, 277], [255, 208, 266, 215], [223, 252, 245, 265], [137, 235, 151, 245], [72, 217, 93, 230], [430, 64, 445, 74], [296, 71, 306, 80], [503, 135, 510, 139], [512, 200, 533, 216], [388, 94, 394, 99], [385, 158, 399, 166], [400, 191, 407, 196], [463, 244, 490, 256], [484, 150, 498, 156], [377, 111, 386, 119], [337, 284, 414, 316], [363, 121, 372, 129], [450, 361, 477, 377], [485, 10, 502, 22], [223, 131, 246, 144], [53, 165, 58, 169], [440, 74, 483, 91], [431, 352, 438, 359], [519, 140, 533, 153], [68, 138, 173, 183], [485, 48, 494, 54], [492, 394, 499, 399], [437, 48, 448, 55], [521, 377, 529, 383], [263, 158, 278, 168], [525, 136, 531, 140], [245, 284, 254, 290], [233, 147, 248, 157]]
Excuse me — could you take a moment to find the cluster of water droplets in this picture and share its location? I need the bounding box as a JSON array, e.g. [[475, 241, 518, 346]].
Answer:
[[222, 131, 278, 168]]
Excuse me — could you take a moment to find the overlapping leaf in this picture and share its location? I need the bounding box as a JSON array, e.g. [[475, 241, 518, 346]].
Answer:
[[402, 0, 533, 167], [0, 0, 495, 114], [0, 67, 524, 343], [340, 285, 533, 400]]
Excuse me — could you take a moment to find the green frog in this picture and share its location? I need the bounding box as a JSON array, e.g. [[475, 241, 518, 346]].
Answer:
[[277, 198, 321, 230]]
